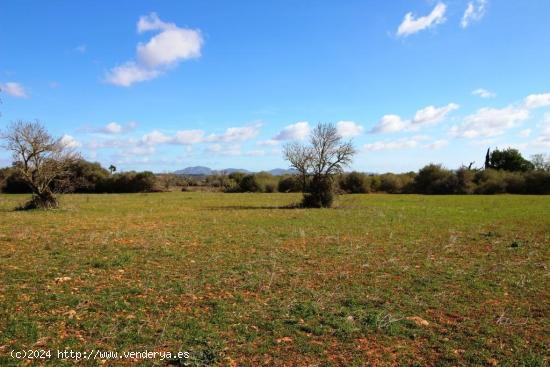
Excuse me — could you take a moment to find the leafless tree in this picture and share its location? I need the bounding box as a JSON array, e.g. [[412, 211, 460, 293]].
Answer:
[[0, 120, 79, 209], [531, 154, 550, 172], [283, 123, 356, 207]]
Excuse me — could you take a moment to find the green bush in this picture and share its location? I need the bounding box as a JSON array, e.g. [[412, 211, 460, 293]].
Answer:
[[278, 175, 301, 192], [414, 164, 457, 194], [340, 172, 370, 193]]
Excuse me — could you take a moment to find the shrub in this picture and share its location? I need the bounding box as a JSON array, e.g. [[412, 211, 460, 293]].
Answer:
[[379, 173, 404, 193], [414, 164, 457, 194], [523, 170, 550, 194], [474, 169, 508, 194], [66, 160, 110, 193], [340, 172, 369, 193], [302, 177, 334, 208], [278, 175, 301, 192], [456, 168, 476, 194], [239, 174, 262, 192], [0, 168, 31, 193]]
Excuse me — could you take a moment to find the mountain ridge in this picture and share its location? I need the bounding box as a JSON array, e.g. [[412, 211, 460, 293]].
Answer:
[[174, 166, 296, 176]]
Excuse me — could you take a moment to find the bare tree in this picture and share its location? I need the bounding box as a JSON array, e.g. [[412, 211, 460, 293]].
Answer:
[[530, 154, 550, 172], [0, 120, 79, 209], [283, 123, 356, 207]]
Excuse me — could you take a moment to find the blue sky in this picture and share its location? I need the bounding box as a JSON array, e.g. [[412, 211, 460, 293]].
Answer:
[[1, 0, 549, 172]]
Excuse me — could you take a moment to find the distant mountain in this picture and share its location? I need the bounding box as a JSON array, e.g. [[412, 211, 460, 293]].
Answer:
[[268, 168, 298, 176], [174, 167, 296, 176], [221, 168, 250, 174], [174, 166, 213, 175]]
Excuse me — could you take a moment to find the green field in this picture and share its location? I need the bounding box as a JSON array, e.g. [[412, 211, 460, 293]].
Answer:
[[0, 193, 548, 366]]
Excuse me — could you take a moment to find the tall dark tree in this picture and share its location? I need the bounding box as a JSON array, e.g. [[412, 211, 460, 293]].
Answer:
[[484, 148, 491, 169], [487, 148, 534, 172]]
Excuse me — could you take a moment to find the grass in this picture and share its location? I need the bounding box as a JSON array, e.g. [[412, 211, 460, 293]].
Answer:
[[0, 192, 548, 366]]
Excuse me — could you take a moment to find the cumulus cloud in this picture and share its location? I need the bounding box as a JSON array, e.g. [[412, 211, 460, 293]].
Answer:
[[102, 122, 123, 134], [174, 129, 205, 144], [137, 12, 174, 33], [205, 123, 262, 143], [411, 103, 459, 128], [472, 88, 495, 99], [206, 143, 242, 156], [461, 0, 488, 28], [426, 139, 449, 150], [397, 2, 447, 37], [60, 134, 81, 149], [540, 114, 550, 136], [1, 82, 28, 98], [337, 120, 363, 137], [99, 121, 137, 134], [519, 128, 532, 138], [370, 115, 407, 134], [105, 62, 160, 87], [273, 121, 310, 140], [257, 139, 280, 147], [531, 115, 550, 148], [106, 13, 203, 87], [364, 136, 429, 151], [142, 130, 172, 145], [524, 93, 550, 109], [450, 106, 530, 138], [370, 103, 458, 133], [137, 123, 260, 147]]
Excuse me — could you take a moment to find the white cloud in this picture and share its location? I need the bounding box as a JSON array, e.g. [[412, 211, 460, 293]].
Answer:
[[206, 143, 242, 156], [1, 82, 28, 98], [426, 139, 448, 150], [142, 130, 172, 145], [127, 145, 156, 156], [461, 0, 487, 28], [137, 12, 174, 33], [397, 3, 447, 37], [206, 123, 262, 143], [411, 103, 459, 128], [472, 88, 495, 99], [364, 136, 428, 151], [370, 115, 407, 134], [532, 136, 550, 149], [174, 129, 205, 145], [97, 121, 137, 134], [102, 122, 123, 134], [524, 93, 550, 109], [450, 106, 529, 138], [137, 28, 202, 68], [540, 114, 550, 136], [336, 120, 363, 137], [371, 103, 457, 134], [105, 62, 160, 87], [106, 13, 203, 87], [519, 128, 532, 138], [257, 139, 280, 147], [60, 134, 81, 149], [274, 121, 310, 140]]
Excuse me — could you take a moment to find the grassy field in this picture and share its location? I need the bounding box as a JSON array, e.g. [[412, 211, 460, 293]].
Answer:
[[0, 193, 548, 366]]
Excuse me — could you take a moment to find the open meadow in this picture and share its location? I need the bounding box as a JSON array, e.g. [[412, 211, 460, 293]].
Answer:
[[0, 193, 549, 366]]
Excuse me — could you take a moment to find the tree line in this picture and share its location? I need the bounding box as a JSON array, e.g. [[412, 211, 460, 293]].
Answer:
[[1, 121, 549, 210]]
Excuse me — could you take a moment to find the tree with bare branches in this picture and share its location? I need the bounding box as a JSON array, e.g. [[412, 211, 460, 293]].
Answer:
[[283, 123, 356, 207], [0, 120, 79, 209]]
